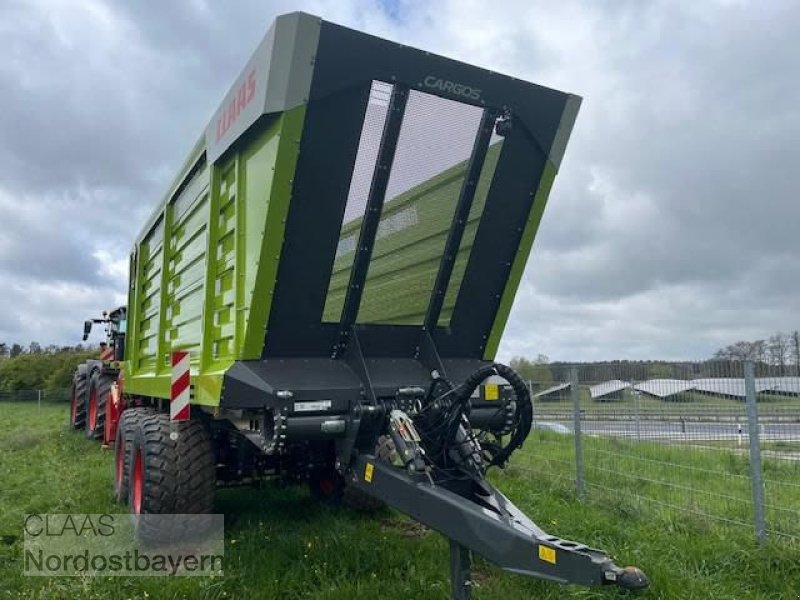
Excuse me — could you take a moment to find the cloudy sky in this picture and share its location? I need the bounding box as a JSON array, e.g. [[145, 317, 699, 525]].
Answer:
[[0, 0, 797, 360]]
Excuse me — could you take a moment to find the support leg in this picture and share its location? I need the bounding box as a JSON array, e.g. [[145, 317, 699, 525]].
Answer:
[[449, 539, 472, 600]]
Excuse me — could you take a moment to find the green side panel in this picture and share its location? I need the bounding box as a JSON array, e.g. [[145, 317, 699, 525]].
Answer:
[[483, 160, 557, 360], [166, 187, 210, 364], [241, 106, 306, 358], [126, 161, 211, 401], [135, 218, 164, 372], [125, 108, 306, 404], [204, 155, 240, 368]]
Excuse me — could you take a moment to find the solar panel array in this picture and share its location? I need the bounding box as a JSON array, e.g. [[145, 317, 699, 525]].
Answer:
[[579, 377, 800, 400], [589, 380, 630, 399], [532, 382, 571, 399]]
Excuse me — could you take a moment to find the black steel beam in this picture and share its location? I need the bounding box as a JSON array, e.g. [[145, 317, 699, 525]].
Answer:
[[334, 85, 409, 357], [450, 541, 472, 600], [416, 329, 447, 378], [423, 109, 497, 333], [349, 454, 646, 591]]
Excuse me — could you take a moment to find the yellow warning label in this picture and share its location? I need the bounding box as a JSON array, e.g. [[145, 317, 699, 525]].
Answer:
[[538, 545, 556, 564], [485, 384, 499, 401], [365, 463, 374, 483]]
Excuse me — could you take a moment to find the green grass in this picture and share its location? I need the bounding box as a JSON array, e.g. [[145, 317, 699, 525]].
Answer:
[[1, 402, 800, 599], [523, 432, 800, 540]]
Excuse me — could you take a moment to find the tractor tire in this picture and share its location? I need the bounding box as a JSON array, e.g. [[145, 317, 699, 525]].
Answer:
[[69, 366, 88, 430], [374, 434, 400, 464], [85, 370, 111, 441], [129, 412, 216, 513], [128, 413, 216, 544], [341, 435, 398, 513], [308, 469, 387, 513], [113, 408, 154, 505], [308, 468, 345, 503]]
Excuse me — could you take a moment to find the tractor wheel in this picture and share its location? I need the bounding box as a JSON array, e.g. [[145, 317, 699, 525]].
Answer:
[[128, 413, 216, 544], [69, 366, 88, 430], [129, 412, 216, 514], [85, 370, 111, 441], [308, 468, 345, 503], [341, 435, 398, 512], [308, 468, 386, 513], [374, 434, 400, 464], [113, 408, 154, 505]]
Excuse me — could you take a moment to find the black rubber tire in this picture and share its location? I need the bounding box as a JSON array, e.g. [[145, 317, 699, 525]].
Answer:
[[308, 468, 345, 503], [128, 412, 216, 514], [84, 371, 111, 441], [127, 413, 217, 545], [113, 408, 154, 505], [342, 435, 398, 512], [69, 367, 87, 430], [374, 434, 400, 464]]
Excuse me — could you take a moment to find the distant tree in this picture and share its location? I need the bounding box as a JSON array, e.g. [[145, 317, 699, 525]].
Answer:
[[10, 343, 23, 358], [752, 339, 767, 364], [0, 353, 59, 390], [646, 362, 674, 378], [0, 343, 7, 358], [714, 341, 761, 361], [791, 331, 800, 376], [768, 333, 790, 374], [44, 351, 97, 389], [0, 348, 95, 391], [510, 355, 553, 387], [28, 341, 42, 355]]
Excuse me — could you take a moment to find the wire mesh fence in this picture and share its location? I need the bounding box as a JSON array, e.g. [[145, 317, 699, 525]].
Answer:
[[0, 388, 71, 403], [518, 361, 800, 545]]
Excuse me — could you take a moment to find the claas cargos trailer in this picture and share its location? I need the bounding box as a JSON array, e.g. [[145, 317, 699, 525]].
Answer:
[[70, 12, 648, 596]]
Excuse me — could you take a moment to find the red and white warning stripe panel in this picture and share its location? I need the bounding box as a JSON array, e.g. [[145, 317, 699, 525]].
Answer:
[[170, 351, 191, 422], [100, 345, 114, 361]]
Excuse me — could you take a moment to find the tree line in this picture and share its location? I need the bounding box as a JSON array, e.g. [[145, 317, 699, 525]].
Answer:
[[510, 358, 741, 386], [510, 329, 800, 387], [0, 343, 98, 391], [713, 331, 800, 374]]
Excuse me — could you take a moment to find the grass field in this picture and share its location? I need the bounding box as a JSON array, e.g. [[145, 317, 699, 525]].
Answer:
[[522, 431, 800, 540], [1, 402, 799, 599]]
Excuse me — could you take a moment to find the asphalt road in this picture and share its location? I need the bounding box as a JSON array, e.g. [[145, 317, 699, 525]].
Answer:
[[537, 420, 800, 441]]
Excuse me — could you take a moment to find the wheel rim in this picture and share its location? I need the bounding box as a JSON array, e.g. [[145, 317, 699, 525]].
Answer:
[[115, 441, 124, 494], [88, 388, 97, 432], [132, 449, 143, 514], [319, 477, 337, 496]]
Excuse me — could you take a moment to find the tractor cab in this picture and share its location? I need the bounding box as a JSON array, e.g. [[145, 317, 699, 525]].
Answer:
[[83, 306, 127, 361]]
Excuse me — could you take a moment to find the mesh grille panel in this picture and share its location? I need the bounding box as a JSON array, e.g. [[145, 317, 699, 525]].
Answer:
[[437, 136, 504, 326], [322, 81, 393, 322], [357, 90, 484, 325]]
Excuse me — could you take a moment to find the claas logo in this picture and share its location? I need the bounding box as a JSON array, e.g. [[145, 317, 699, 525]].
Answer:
[[215, 70, 257, 142]]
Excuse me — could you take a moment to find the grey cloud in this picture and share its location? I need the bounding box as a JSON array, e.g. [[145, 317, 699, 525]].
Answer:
[[0, 0, 796, 361], [491, 1, 800, 360]]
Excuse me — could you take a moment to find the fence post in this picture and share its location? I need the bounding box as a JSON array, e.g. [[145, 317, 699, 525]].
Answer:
[[528, 380, 535, 429], [37, 389, 41, 413], [744, 360, 766, 545], [570, 367, 585, 499]]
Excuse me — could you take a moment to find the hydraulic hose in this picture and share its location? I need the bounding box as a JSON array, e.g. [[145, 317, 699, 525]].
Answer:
[[452, 363, 533, 468]]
